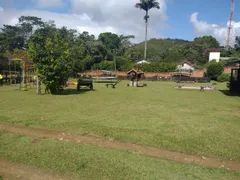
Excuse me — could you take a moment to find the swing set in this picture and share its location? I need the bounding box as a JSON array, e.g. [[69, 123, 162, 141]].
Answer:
[[7, 57, 35, 91]]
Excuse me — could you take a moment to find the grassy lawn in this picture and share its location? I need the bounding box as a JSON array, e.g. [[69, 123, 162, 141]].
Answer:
[[0, 81, 240, 160], [1, 131, 240, 180]]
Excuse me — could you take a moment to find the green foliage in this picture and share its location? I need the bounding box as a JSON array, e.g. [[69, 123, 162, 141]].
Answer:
[[217, 73, 230, 82], [193, 36, 220, 48], [137, 62, 176, 72], [98, 32, 121, 51], [28, 26, 72, 94], [115, 56, 134, 71], [0, 16, 44, 52], [1, 25, 25, 51], [91, 61, 114, 70], [0, 55, 8, 71], [135, 0, 160, 21], [0, 32, 7, 53], [128, 36, 221, 65], [206, 61, 224, 80]]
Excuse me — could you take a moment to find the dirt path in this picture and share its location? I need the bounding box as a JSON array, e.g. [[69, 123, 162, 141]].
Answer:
[[0, 160, 66, 180], [1, 123, 240, 172]]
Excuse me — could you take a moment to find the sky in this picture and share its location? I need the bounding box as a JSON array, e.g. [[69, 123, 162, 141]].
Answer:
[[0, 0, 240, 46]]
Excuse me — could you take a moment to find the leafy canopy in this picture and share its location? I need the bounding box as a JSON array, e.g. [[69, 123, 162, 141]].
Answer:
[[28, 26, 72, 94]]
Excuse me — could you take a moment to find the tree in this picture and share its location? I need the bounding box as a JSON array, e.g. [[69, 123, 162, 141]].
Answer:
[[18, 16, 44, 47], [28, 25, 73, 94], [235, 36, 240, 50], [0, 16, 44, 52], [1, 25, 25, 51], [0, 32, 7, 54], [206, 61, 224, 80], [118, 35, 135, 56], [193, 36, 220, 48], [98, 32, 121, 51], [135, 0, 160, 60]]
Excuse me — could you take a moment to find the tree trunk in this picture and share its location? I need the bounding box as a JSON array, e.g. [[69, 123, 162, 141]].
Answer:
[[36, 76, 41, 95], [144, 11, 149, 60]]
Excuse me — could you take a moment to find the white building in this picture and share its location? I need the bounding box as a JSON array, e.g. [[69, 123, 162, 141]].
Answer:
[[176, 61, 195, 72], [209, 52, 221, 62], [209, 52, 232, 62]]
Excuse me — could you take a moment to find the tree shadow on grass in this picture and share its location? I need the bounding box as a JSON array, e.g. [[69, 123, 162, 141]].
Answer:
[[219, 90, 240, 97], [59, 88, 96, 95]]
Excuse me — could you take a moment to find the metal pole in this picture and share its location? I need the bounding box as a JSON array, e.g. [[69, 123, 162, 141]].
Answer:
[[114, 50, 117, 79]]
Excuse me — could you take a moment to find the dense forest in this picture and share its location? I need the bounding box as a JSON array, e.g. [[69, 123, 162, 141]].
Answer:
[[1, 15, 240, 75]]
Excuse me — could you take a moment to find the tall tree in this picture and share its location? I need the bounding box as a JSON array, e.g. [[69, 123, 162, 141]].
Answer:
[[98, 32, 121, 51], [18, 16, 44, 47], [1, 25, 24, 51], [118, 35, 135, 56], [28, 25, 72, 94], [135, 0, 160, 60]]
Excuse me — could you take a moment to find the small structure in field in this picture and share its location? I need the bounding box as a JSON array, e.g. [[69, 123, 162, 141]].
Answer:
[[127, 69, 146, 87]]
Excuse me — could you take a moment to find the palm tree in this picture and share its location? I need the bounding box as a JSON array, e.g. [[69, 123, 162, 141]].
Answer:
[[135, 0, 160, 60]]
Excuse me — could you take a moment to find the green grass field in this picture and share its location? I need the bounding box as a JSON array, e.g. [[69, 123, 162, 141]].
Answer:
[[0, 81, 240, 179], [1, 132, 240, 180]]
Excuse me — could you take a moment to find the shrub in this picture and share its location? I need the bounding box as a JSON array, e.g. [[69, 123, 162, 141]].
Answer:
[[217, 73, 230, 82], [206, 61, 224, 80], [115, 56, 134, 71]]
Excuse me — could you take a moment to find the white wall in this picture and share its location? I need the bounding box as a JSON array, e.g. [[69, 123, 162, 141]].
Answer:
[[209, 52, 220, 62]]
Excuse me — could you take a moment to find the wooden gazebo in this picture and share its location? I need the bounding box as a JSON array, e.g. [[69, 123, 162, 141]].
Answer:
[[127, 69, 146, 87]]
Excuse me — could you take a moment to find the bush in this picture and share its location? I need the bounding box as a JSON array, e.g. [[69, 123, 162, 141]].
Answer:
[[217, 73, 230, 82], [115, 56, 133, 71], [206, 61, 224, 80]]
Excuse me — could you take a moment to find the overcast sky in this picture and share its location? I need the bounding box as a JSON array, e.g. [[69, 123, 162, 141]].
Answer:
[[0, 0, 240, 46]]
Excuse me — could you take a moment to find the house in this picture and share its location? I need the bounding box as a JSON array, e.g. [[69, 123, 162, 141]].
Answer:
[[209, 52, 221, 62], [136, 60, 150, 64], [209, 51, 231, 62], [176, 61, 195, 72]]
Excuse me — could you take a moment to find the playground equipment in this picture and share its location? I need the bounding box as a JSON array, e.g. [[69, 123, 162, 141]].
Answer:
[[77, 75, 93, 91], [68, 81, 78, 86], [173, 84, 215, 91], [127, 69, 147, 87], [7, 57, 35, 91], [93, 70, 117, 83], [227, 67, 240, 93]]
